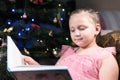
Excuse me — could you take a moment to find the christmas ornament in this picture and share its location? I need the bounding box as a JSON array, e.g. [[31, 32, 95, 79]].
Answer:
[[53, 17, 58, 23], [21, 12, 27, 19], [31, 23, 40, 28], [3, 27, 13, 33], [24, 48, 30, 55], [48, 30, 53, 37], [32, 0, 43, 4]]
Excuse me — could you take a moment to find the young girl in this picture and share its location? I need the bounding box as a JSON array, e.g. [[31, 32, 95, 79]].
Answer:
[[24, 9, 119, 80]]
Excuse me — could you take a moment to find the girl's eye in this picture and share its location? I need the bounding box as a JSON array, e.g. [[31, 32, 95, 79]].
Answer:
[[78, 26, 87, 30], [79, 27, 85, 30], [70, 29, 75, 32]]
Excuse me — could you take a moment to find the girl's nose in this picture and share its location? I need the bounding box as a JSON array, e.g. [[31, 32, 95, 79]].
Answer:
[[75, 30, 80, 36]]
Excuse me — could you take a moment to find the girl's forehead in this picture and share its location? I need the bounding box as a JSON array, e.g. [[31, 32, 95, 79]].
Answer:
[[69, 15, 97, 28], [70, 12, 96, 24]]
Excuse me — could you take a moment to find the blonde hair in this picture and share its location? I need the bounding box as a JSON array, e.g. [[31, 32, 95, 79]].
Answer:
[[70, 8, 100, 24]]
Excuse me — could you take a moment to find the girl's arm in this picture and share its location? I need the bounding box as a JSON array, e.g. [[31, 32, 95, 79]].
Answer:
[[99, 53, 119, 80]]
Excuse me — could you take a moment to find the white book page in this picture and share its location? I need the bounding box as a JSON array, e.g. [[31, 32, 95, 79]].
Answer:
[[10, 65, 68, 72], [7, 36, 25, 71]]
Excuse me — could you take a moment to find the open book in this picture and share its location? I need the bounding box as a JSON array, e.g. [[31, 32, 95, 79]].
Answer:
[[7, 36, 72, 80]]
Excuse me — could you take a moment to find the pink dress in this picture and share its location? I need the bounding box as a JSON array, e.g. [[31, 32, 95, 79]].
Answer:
[[55, 45, 116, 80]]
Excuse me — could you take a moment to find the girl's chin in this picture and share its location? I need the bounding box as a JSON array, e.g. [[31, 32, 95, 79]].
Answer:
[[76, 43, 85, 47]]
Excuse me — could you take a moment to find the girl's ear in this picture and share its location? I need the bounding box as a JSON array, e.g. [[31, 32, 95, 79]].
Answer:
[[95, 24, 101, 35]]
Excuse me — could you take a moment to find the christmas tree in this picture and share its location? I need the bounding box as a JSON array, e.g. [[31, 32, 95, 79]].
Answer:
[[0, 0, 75, 79]]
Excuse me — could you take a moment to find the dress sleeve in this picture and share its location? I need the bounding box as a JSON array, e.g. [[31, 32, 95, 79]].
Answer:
[[104, 47, 116, 55], [59, 45, 75, 58], [59, 45, 71, 56]]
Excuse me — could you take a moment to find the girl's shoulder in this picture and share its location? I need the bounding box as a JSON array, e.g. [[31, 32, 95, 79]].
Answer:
[[92, 47, 116, 60], [99, 47, 116, 56], [103, 47, 116, 55]]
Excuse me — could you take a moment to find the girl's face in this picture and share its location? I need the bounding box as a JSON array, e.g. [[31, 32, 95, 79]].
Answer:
[[69, 13, 101, 48]]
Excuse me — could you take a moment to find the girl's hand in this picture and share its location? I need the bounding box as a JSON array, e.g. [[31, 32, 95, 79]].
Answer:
[[22, 55, 40, 65]]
